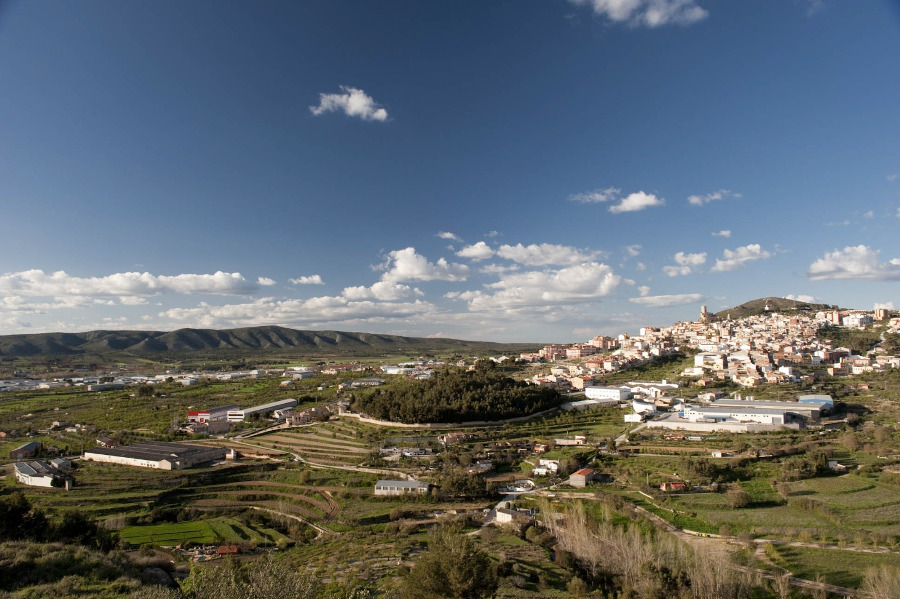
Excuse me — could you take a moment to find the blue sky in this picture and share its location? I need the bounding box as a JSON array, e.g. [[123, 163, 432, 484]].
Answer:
[[1, 0, 899, 342]]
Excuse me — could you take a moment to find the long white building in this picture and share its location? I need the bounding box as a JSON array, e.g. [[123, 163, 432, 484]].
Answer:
[[226, 398, 298, 422], [83, 441, 227, 470], [584, 386, 633, 403]]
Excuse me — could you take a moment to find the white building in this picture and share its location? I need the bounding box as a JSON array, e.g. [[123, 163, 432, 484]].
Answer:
[[227, 398, 298, 422], [373, 479, 431, 496], [83, 442, 227, 470], [584, 386, 633, 403]]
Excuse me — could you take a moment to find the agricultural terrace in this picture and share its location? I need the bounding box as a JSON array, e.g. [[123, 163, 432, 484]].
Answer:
[[252, 418, 380, 466], [118, 516, 288, 547]]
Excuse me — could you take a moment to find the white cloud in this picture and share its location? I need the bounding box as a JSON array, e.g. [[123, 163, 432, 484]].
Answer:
[[485, 230, 501, 238], [635, 262, 646, 271], [712, 230, 732, 238], [378, 247, 469, 283], [569, 187, 621, 204], [290, 275, 324, 285], [456, 241, 495, 261], [161, 296, 437, 329], [784, 294, 816, 303], [609, 191, 664, 214], [342, 281, 421, 301], [875, 302, 895, 310], [0, 269, 261, 297], [863, 210, 874, 219], [638, 285, 651, 297], [478, 263, 519, 276], [629, 293, 704, 307], [309, 86, 388, 122], [437, 231, 462, 241], [663, 251, 707, 277], [496, 243, 602, 266], [688, 189, 741, 206], [710, 244, 772, 272], [625, 244, 642, 257], [888, 174, 898, 182], [447, 262, 621, 312], [257, 277, 276, 286], [808, 245, 900, 281], [568, 0, 708, 28], [570, 188, 663, 214]]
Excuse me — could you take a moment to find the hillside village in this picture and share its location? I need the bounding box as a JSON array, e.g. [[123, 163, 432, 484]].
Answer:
[[526, 305, 900, 390]]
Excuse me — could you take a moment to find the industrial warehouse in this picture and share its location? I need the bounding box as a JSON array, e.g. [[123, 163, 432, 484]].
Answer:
[[82, 441, 227, 470]]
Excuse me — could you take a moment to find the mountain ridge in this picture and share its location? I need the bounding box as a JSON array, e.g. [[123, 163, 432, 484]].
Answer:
[[0, 325, 533, 358]]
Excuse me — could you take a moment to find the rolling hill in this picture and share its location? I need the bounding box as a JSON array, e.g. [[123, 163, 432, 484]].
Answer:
[[713, 297, 836, 320]]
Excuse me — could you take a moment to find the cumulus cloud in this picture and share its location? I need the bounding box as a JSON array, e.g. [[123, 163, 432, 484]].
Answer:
[[784, 294, 816, 303], [456, 241, 495, 261], [309, 86, 388, 122], [568, 0, 708, 27], [257, 277, 276, 286], [447, 262, 621, 312], [342, 281, 421, 301], [437, 231, 462, 241], [712, 230, 732, 238], [496, 243, 602, 266], [663, 251, 707, 277], [290, 275, 324, 285], [629, 293, 704, 307], [710, 244, 772, 272], [807, 245, 900, 281], [688, 189, 741, 206], [0, 269, 261, 298], [161, 296, 436, 329], [609, 191, 665, 214], [625, 245, 642, 257], [378, 247, 469, 283], [570, 187, 664, 214], [638, 285, 651, 297]]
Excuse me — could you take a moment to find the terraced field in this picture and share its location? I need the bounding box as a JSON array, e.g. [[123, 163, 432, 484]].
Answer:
[[119, 516, 288, 547], [253, 419, 377, 466], [169, 466, 345, 533]]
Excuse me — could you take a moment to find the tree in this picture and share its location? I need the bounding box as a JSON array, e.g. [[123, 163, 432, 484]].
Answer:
[[727, 485, 750, 509], [402, 526, 498, 599]]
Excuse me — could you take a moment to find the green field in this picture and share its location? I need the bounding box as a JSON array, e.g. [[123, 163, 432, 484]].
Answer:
[[119, 516, 288, 546]]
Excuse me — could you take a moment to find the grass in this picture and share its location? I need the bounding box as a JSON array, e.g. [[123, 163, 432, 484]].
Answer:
[[767, 544, 900, 589]]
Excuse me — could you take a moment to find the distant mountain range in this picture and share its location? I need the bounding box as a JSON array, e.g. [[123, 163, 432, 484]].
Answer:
[[0, 326, 534, 359]]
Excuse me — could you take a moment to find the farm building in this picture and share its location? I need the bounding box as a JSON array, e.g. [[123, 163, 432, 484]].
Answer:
[[569, 468, 595, 488], [660, 481, 687, 493], [10, 441, 42, 460], [373, 479, 432, 496], [188, 404, 239, 423], [226, 399, 297, 422], [14, 459, 72, 489], [83, 441, 227, 470]]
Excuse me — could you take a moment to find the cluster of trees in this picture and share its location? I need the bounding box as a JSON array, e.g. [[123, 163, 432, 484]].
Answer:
[[543, 500, 760, 598], [352, 365, 562, 423], [0, 492, 114, 550]]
